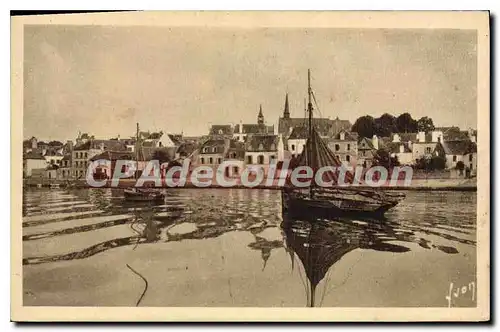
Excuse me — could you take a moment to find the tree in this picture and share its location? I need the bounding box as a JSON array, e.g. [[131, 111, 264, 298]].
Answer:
[[151, 149, 172, 164], [417, 116, 435, 133], [415, 155, 446, 171], [352, 115, 375, 138], [396, 113, 418, 133], [372, 148, 400, 169], [374, 113, 398, 137], [430, 156, 446, 170], [456, 161, 465, 175]]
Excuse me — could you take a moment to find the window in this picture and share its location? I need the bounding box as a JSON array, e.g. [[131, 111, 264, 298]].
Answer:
[[470, 163, 473, 170], [291, 144, 295, 151], [121, 165, 126, 173], [302, 144, 305, 151], [247, 155, 253, 164], [336, 155, 341, 161], [270, 155, 276, 161], [258, 155, 265, 164], [212, 147, 217, 153], [346, 155, 350, 162], [218, 129, 223, 135], [258, 143, 264, 151], [203, 148, 208, 153], [217, 158, 222, 164], [200, 157, 205, 164], [270, 144, 276, 150], [469, 154, 473, 161], [453, 155, 457, 162], [426, 147, 432, 154], [335, 144, 340, 151], [347, 144, 350, 151], [233, 166, 239, 175], [209, 157, 213, 164], [84, 152, 88, 158]]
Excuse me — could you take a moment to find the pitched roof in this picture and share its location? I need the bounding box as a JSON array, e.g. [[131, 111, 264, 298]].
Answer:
[[234, 124, 274, 135], [330, 130, 358, 141], [199, 139, 227, 154], [209, 125, 233, 136], [246, 135, 279, 152], [391, 132, 417, 142], [168, 134, 183, 146], [440, 140, 477, 155], [90, 151, 134, 161], [384, 142, 412, 154], [278, 117, 332, 136], [358, 137, 375, 150], [43, 149, 63, 156], [74, 140, 127, 151], [288, 126, 308, 140]]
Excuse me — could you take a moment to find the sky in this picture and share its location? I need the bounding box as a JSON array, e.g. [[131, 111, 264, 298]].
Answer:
[[23, 26, 477, 142]]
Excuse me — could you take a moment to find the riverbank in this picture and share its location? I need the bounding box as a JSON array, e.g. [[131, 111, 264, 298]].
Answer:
[[23, 177, 477, 191]]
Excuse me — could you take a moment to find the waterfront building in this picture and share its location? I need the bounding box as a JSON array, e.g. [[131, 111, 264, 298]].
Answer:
[[357, 136, 378, 168], [437, 140, 477, 173], [23, 151, 47, 177], [325, 129, 358, 166], [244, 134, 284, 176]]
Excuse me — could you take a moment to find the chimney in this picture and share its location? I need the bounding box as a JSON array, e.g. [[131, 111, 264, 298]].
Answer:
[[372, 135, 379, 150], [277, 134, 284, 161], [66, 140, 73, 153], [392, 133, 400, 143], [418, 131, 426, 143], [399, 144, 404, 153], [239, 120, 243, 134]]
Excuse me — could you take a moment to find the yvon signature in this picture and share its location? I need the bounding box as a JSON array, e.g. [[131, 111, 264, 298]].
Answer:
[[445, 281, 476, 307]]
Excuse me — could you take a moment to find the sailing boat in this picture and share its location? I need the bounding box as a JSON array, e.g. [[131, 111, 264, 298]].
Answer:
[[124, 123, 165, 202], [281, 70, 405, 218]]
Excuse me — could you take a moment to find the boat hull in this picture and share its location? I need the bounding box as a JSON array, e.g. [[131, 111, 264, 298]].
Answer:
[[124, 189, 165, 202], [281, 189, 400, 219]]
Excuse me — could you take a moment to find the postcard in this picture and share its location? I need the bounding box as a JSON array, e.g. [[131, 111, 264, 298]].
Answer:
[[11, 11, 490, 322]]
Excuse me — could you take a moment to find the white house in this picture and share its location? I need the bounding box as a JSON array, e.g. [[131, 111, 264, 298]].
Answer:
[[23, 151, 47, 177], [244, 134, 283, 177], [287, 126, 307, 157]]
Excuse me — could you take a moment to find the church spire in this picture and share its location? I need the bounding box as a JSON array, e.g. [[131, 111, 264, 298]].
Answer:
[[258, 104, 264, 125], [283, 93, 290, 119]]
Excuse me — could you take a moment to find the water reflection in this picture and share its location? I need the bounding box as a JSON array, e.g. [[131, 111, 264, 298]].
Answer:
[[22, 188, 476, 307], [281, 210, 466, 307]]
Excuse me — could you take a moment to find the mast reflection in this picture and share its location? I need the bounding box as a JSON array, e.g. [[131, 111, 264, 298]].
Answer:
[[281, 212, 411, 307]]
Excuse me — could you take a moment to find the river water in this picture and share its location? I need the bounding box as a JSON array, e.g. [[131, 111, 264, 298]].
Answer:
[[22, 188, 476, 307]]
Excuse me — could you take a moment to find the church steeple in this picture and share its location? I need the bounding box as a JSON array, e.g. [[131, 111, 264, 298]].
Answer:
[[258, 104, 264, 125], [283, 93, 290, 119]]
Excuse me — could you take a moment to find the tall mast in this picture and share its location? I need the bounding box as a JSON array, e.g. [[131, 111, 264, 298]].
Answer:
[[135, 122, 139, 179], [307, 70, 315, 197]]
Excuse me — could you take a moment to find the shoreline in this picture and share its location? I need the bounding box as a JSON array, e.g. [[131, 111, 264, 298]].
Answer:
[[23, 178, 477, 192]]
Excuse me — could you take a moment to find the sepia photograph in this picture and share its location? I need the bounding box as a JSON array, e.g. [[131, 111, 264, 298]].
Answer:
[[11, 11, 490, 321]]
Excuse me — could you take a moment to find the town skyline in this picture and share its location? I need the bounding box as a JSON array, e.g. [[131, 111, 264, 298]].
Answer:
[[24, 26, 477, 141]]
